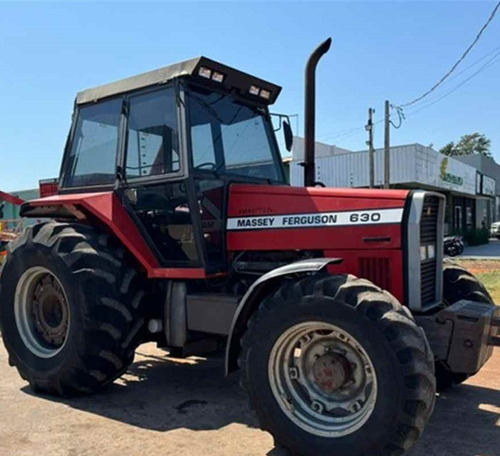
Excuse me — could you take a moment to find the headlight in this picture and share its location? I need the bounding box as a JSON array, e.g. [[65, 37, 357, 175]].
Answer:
[[420, 244, 435, 261]]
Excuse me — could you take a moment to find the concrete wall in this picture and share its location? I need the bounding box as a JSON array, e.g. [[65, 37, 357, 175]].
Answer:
[[292, 136, 353, 161], [455, 155, 500, 221], [455, 155, 500, 193], [290, 143, 478, 196]]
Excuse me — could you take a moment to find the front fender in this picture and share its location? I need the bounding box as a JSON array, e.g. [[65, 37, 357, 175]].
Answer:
[[225, 257, 342, 375]]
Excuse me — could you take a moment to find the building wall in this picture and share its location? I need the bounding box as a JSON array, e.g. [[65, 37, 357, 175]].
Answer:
[[289, 141, 497, 232], [455, 154, 500, 222], [291, 143, 478, 196], [292, 136, 353, 161]]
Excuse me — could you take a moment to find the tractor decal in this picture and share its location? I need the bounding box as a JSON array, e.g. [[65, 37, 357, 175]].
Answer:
[[227, 207, 403, 230]]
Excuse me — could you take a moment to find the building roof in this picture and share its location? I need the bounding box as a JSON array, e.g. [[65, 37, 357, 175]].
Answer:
[[76, 57, 282, 105]]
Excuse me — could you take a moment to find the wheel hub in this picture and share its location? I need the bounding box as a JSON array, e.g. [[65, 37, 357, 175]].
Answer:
[[312, 353, 351, 393], [14, 266, 71, 358], [32, 277, 69, 347], [269, 322, 377, 437]]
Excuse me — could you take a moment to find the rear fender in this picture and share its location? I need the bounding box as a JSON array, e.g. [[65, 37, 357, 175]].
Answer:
[[225, 257, 342, 375], [21, 192, 161, 272]]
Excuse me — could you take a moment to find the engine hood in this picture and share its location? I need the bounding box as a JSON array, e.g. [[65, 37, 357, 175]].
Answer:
[[227, 184, 410, 252]]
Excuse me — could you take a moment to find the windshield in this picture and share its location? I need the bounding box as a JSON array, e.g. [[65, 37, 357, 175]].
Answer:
[[187, 85, 285, 182]]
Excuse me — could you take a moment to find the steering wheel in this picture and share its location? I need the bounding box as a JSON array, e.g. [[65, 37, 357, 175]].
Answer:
[[194, 162, 217, 171]]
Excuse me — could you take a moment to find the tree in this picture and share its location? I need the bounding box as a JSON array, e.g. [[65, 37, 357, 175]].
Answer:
[[456, 133, 491, 157], [439, 133, 491, 157], [439, 142, 455, 156]]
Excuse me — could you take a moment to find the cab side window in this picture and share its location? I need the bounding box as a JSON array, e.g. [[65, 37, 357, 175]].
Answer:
[[125, 88, 179, 178], [63, 98, 122, 188]]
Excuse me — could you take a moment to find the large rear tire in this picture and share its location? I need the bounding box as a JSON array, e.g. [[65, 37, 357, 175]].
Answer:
[[0, 222, 146, 395], [436, 260, 494, 389], [240, 274, 435, 456]]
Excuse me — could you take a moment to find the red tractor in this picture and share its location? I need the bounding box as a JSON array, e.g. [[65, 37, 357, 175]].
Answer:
[[1, 39, 498, 456]]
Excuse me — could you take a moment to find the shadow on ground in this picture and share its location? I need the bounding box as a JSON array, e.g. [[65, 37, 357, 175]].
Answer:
[[412, 383, 499, 456], [23, 348, 256, 433], [21, 347, 499, 456]]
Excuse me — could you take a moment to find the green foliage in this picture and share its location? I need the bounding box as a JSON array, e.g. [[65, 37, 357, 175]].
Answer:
[[465, 228, 490, 246], [475, 271, 500, 303], [450, 227, 490, 246], [439, 133, 491, 157], [440, 142, 455, 156]]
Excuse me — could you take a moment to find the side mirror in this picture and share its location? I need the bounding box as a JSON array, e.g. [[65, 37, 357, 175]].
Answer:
[[283, 120, 293, 152]]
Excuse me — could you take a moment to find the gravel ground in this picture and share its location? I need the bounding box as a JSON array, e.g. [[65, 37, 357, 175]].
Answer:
[[0, 340, 498, 456]]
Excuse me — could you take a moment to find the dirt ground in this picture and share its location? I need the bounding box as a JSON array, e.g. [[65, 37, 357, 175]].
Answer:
[[455, 259, 500, 275], [0, 340, 498, 456]]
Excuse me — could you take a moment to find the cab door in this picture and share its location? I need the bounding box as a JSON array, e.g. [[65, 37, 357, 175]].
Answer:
[[122, 85, 202, 268]]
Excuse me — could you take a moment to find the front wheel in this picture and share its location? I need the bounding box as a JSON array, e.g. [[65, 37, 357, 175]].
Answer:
[[240, 275, 435, 456]]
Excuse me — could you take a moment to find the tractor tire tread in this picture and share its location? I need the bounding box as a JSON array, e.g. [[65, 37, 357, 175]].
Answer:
[[0, 221, 146, 396], [239, 274, 435, 456]]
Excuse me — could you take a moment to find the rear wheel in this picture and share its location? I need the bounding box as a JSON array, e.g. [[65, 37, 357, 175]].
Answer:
[[240, 275, 435, 456], [0, 222, 146, 395], [436, 260, 494, 390]]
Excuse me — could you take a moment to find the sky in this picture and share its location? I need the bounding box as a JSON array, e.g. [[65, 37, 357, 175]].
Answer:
[[1, 0, 500, 191]]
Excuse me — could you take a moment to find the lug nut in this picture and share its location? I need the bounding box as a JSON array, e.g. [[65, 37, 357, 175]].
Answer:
[[311, 400, 324, 414]]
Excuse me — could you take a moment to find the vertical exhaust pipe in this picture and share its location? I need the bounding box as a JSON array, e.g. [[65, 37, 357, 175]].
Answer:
[[304, 37, 332, 187]]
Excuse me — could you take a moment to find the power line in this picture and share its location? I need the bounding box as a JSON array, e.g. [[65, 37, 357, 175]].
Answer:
[[390, 105, 405, 129], [318, 30, 500, 146], [317, 125, 366, 142], [400, 1, 500, 108], [405, 49, 500, 118], [406, 44, 500, 110]]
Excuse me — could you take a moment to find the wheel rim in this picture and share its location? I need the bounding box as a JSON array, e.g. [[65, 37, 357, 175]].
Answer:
[[268, 321, 378, 437], [14, 266, 70, 358]]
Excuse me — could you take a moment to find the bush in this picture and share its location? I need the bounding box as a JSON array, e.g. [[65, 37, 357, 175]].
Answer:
[[464, 228, 490, 246], [449, 228, 490, 246]]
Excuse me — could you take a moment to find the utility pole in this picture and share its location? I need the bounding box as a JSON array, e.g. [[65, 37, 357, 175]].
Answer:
[[365, 108, 375, 188], [384, 100, 390, 189]]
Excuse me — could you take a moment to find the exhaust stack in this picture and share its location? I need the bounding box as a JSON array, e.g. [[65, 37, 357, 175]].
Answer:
[[303, 37, 332, 187]]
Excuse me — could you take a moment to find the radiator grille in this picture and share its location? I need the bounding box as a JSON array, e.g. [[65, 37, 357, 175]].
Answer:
[[420, 195, 439, 305], [359, 257, 392, 291]]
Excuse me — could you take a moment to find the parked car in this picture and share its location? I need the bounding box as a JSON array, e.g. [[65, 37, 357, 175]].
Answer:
[[491, 221, 500, 239]]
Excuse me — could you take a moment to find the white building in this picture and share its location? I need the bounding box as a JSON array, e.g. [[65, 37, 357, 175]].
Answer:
[[289, 140, 498, 233]]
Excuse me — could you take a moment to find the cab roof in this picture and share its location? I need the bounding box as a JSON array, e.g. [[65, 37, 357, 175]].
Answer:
[[76, 56, 282, 106]]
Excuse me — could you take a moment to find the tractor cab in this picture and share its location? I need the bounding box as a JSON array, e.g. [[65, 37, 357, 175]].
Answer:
[[57, 58, 287, 274]]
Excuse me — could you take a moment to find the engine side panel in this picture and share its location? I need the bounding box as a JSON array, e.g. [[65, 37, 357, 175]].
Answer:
[[227, 184, 409, 302]]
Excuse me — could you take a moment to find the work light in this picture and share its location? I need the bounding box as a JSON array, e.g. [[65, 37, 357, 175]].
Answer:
[[260, 89, 271, 100], [212, 71, 224, 83], [199, 67, 212, 79], [249, 85, 260, 96]]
